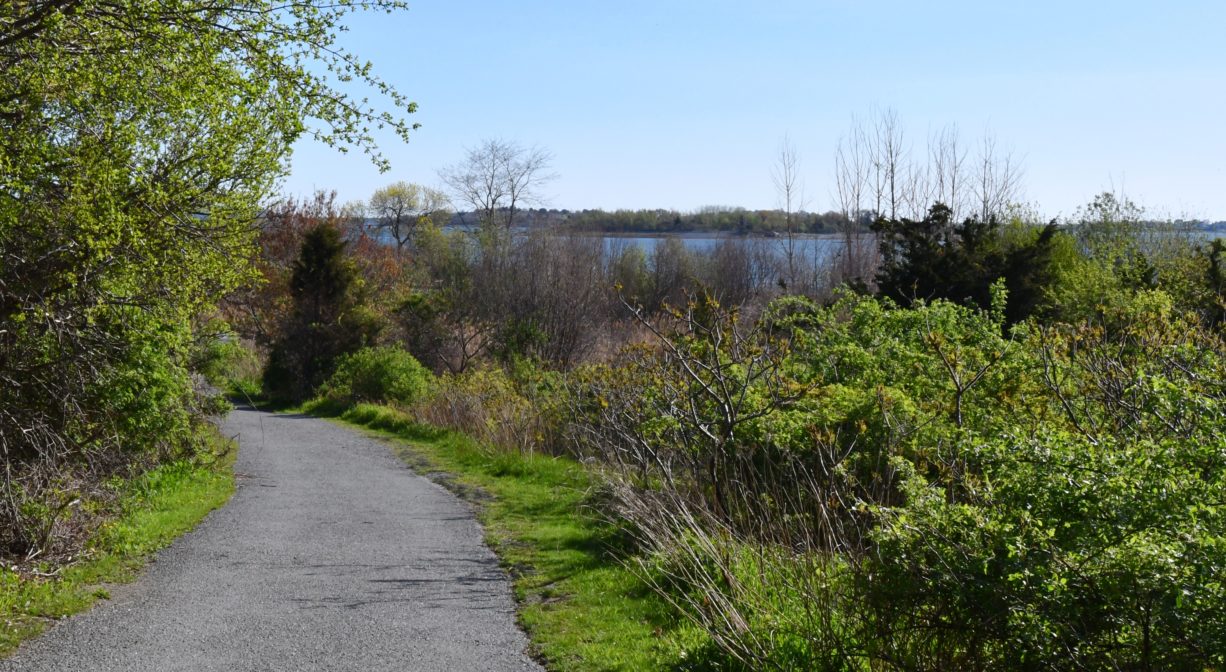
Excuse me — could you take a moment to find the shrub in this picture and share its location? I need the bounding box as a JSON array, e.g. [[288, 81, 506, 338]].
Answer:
[[194, 334, 262, 398], [319, 346, 432, 407], [410, 359, 570, 455], [578, 289, 1226, 670]]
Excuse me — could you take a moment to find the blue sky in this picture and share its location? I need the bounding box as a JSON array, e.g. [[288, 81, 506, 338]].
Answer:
[[283, 1, 1226, 220]]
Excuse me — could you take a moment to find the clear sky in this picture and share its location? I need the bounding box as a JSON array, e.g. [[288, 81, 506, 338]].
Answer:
[[282, 1, 1226, 220]]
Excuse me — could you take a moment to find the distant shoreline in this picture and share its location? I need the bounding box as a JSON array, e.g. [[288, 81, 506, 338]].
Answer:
[[438, 225, 855, 241]]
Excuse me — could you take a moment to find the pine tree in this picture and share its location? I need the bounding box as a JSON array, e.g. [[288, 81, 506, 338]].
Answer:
[[264, 225, 374, 401]]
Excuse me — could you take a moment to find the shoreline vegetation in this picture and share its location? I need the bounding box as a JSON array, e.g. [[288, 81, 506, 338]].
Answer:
[[439, 208, 1226, 237], [217, 186, 1223, 670]]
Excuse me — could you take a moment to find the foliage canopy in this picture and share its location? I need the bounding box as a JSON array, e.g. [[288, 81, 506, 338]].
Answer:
[[0, 0, 415, 557]]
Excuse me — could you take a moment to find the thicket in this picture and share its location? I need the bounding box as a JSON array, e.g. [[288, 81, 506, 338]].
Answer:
[[224, 181, 1224, 670], [560, 202, 1226, 669], [575, 287, 1224, 670], [396, 224, 816, 372]]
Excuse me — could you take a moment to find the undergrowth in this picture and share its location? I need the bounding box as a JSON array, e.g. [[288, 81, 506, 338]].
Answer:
[[0, 429, 236, 657]]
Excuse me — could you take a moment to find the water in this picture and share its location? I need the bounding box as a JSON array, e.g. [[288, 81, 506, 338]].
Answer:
[[409, 226, 1222, 261], [410, 226, 854, 262], [595, 233, 846, 260], [594, 228, 1223, 258]]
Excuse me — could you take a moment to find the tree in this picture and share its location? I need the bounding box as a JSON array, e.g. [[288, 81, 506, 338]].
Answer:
[[439, 139, 555, 230], [397, 227, 495, 374], [873, 203, 1060, 324], [263, 225, 376, 401], [833, 115, 879, 286], [223, 192, 348, 347], [835, 109, 1024, 225], [0, 1, 415, 557], [832, 110, 1025, 290], [771, 135, 806, 289], [972, 133, 1024, 222], [369, 182, 450, 255]]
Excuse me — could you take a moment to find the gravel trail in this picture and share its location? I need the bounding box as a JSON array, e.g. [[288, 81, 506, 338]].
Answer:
[[1, 406, 542, 672]]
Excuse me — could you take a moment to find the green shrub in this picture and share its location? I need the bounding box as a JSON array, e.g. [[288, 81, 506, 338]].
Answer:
[[580, 288, 1226, 670], [195, 334, 262, 397], [410, 359, 571, 455], [319, 346, 432, 407]]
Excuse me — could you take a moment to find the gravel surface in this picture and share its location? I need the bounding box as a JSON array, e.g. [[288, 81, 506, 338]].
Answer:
[[1, 406, 542, 672]]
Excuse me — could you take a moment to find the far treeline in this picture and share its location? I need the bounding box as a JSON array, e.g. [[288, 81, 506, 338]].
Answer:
[[454, 205, 1226, 236], [451, 206, 873, 235]]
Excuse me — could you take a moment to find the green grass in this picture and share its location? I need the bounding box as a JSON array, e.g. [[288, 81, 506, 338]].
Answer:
[[323, 402, 727, 671], [0, 433, 236, 658]]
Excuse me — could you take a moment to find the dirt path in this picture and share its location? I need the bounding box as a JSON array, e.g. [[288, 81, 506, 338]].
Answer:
[[1, 407, 541, 672]]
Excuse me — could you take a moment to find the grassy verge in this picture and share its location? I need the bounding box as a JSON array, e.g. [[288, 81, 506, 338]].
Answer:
[[315, 401, 723, 671], [0, 429, 236, 657]]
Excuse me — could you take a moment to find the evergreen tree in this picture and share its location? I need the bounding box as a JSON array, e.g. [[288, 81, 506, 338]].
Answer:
[[264, 225, 375, 401], [873, 202, 1060, 324]]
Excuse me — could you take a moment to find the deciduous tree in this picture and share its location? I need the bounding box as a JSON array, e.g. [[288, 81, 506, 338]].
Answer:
[[0, 0, 415, 558], [369, 182, 450, 255], [439, 139, 555, 230]]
